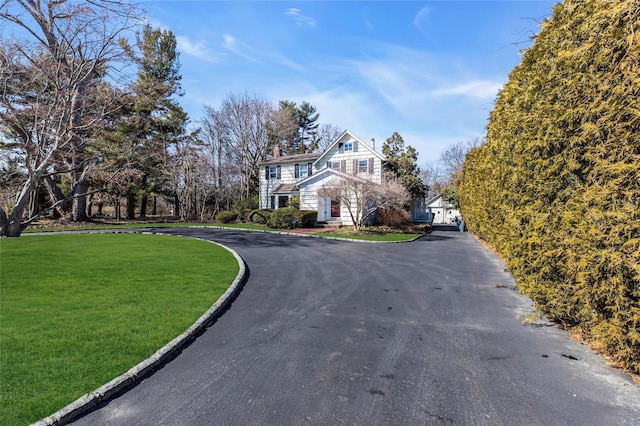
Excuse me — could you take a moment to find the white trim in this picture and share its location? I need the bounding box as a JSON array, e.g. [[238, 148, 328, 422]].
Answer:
[[313, 130, 385, 167]]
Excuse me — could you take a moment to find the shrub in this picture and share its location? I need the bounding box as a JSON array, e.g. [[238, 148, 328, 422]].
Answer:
[[248, 209, 272, 224], [267, 208, 295, 229], [233, 197, 258, 219], [216, 210, 237, 224], [288, 196, 300, 210], [377, 207, 412, 229], [292, 210, 317, 228]]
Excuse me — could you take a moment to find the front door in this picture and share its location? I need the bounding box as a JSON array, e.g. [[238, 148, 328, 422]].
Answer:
[[330, 199, 341, 218]]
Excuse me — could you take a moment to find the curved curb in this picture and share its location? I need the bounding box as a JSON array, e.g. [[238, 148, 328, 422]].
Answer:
[[33, 232, 247, 426]]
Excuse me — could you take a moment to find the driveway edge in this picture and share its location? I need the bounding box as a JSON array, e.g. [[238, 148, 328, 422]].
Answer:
[[196, 225, 430, 243], [32, 232, 247, 426]]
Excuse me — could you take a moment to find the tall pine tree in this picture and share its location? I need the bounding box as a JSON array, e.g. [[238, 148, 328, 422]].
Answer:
[[103, 25, 189, 218], [382, 132, 427, 200]]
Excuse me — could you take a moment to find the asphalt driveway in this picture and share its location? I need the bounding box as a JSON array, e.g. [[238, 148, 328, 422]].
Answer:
[[72, 226, 640, 425]]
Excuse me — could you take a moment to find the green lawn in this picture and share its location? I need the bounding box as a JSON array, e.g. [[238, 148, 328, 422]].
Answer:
[[316, 232, 421, 241], [0, 233, 239, 425], [23, 221, 209, 233]]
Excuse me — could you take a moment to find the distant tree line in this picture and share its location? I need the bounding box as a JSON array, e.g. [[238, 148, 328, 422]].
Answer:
[[0, 1, 343, 236]]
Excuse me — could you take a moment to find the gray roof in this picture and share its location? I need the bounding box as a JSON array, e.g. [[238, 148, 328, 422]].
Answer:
[[260, 152, 321, 165]]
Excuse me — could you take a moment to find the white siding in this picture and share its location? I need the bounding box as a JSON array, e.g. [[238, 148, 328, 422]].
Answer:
[[258, 131, 385, 225], [315, 136, 383, 184]]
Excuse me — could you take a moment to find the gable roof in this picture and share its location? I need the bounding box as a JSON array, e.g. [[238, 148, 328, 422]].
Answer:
[[296, 166, 371, 188], [425, 194, 457, 208], [313, 130, 386, 166]]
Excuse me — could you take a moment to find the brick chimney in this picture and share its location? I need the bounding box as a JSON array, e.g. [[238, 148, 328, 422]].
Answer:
[[273, 146, 281, 158]]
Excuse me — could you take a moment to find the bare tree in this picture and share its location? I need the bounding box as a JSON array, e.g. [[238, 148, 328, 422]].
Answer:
[[316, 123, 344, 152], [319, 175, 409, 231], [439, 137, 484, 186], [0, 0, 139, 236], [420, 162, 446, 198], [201, 104, 243, 211]]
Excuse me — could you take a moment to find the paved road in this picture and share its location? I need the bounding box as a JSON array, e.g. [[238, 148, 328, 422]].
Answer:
[[73, 226, 640, 425]]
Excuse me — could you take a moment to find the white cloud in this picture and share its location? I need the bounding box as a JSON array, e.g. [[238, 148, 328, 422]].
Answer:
[[433, 80, 503, 98], [220, 33, 302, 70], [285, 8, 317, 28], [413, 7, 431, 34], [176, 36, 220, 62], [221, 33, 260, 62]]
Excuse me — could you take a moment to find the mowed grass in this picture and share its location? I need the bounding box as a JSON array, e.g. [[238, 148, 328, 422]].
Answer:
[[316, 232, 421, 241], [0, 233, 239, 425]]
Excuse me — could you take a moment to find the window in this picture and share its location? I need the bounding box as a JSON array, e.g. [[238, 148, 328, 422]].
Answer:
[[295, 163, 312, 179], [358, 159, 368, 174], [278, 196, 289, 208], [343, 142, 353, 152], [265, 165, 281, 180], [328, 161, 340, 170]]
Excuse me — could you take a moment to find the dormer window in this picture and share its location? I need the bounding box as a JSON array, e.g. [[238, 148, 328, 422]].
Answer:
[[343, 142, 353, 152]]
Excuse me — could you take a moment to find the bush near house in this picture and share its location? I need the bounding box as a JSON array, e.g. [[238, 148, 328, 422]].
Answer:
[[288, 196, 301, 210], [292, 210, 317, 227], [458, 0, 640, 373], [376, 207, 413, 229], [233, 197, 259, 222], [265, 209, 317, 229], [248, 209, 272, 224], [216, 210, 238, 224], [267, 208, 295, 229]]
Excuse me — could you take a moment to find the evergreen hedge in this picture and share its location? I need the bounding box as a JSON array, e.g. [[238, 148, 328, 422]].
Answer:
[[458, 0, 640, 373]]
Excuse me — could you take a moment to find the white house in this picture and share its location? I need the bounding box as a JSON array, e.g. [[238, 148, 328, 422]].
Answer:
[[258, 130, 385, 226], [422, 194, 460, 224]]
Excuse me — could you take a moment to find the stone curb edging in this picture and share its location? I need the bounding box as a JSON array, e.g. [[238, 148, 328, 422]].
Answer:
[[32, 231, 247, 426]]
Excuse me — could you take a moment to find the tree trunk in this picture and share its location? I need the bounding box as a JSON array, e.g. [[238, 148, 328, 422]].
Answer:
[[115, 198, 121, 222], [71, 180, 90, 222], [126, 193, 136, 219], [173, 193, 180, 219], [1, 181, 34, 237], [140, 195, 148, 218], [152, 196, 157, 216], [43, 175, 68, 218], [28, 189, 39, 218]]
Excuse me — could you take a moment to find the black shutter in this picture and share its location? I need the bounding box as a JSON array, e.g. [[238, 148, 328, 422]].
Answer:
[[276, 165, 281, 179], [265, 166, 269, 180], [368, 158, 374, 174], [353, 159, 358, 174], [338, 142, 343, 153], [340, 161, 346, 173], [294, 164, 299, 178], [307, 163, 313, 176], [353, 141, 358, 152]]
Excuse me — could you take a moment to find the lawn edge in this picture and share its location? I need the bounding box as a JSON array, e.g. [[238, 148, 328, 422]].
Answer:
[[195, 225, 428, 243], [32, 231, 247, 426]]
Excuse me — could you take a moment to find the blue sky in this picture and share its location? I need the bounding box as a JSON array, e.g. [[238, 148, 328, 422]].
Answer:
[[142, 1, 557, 164]]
